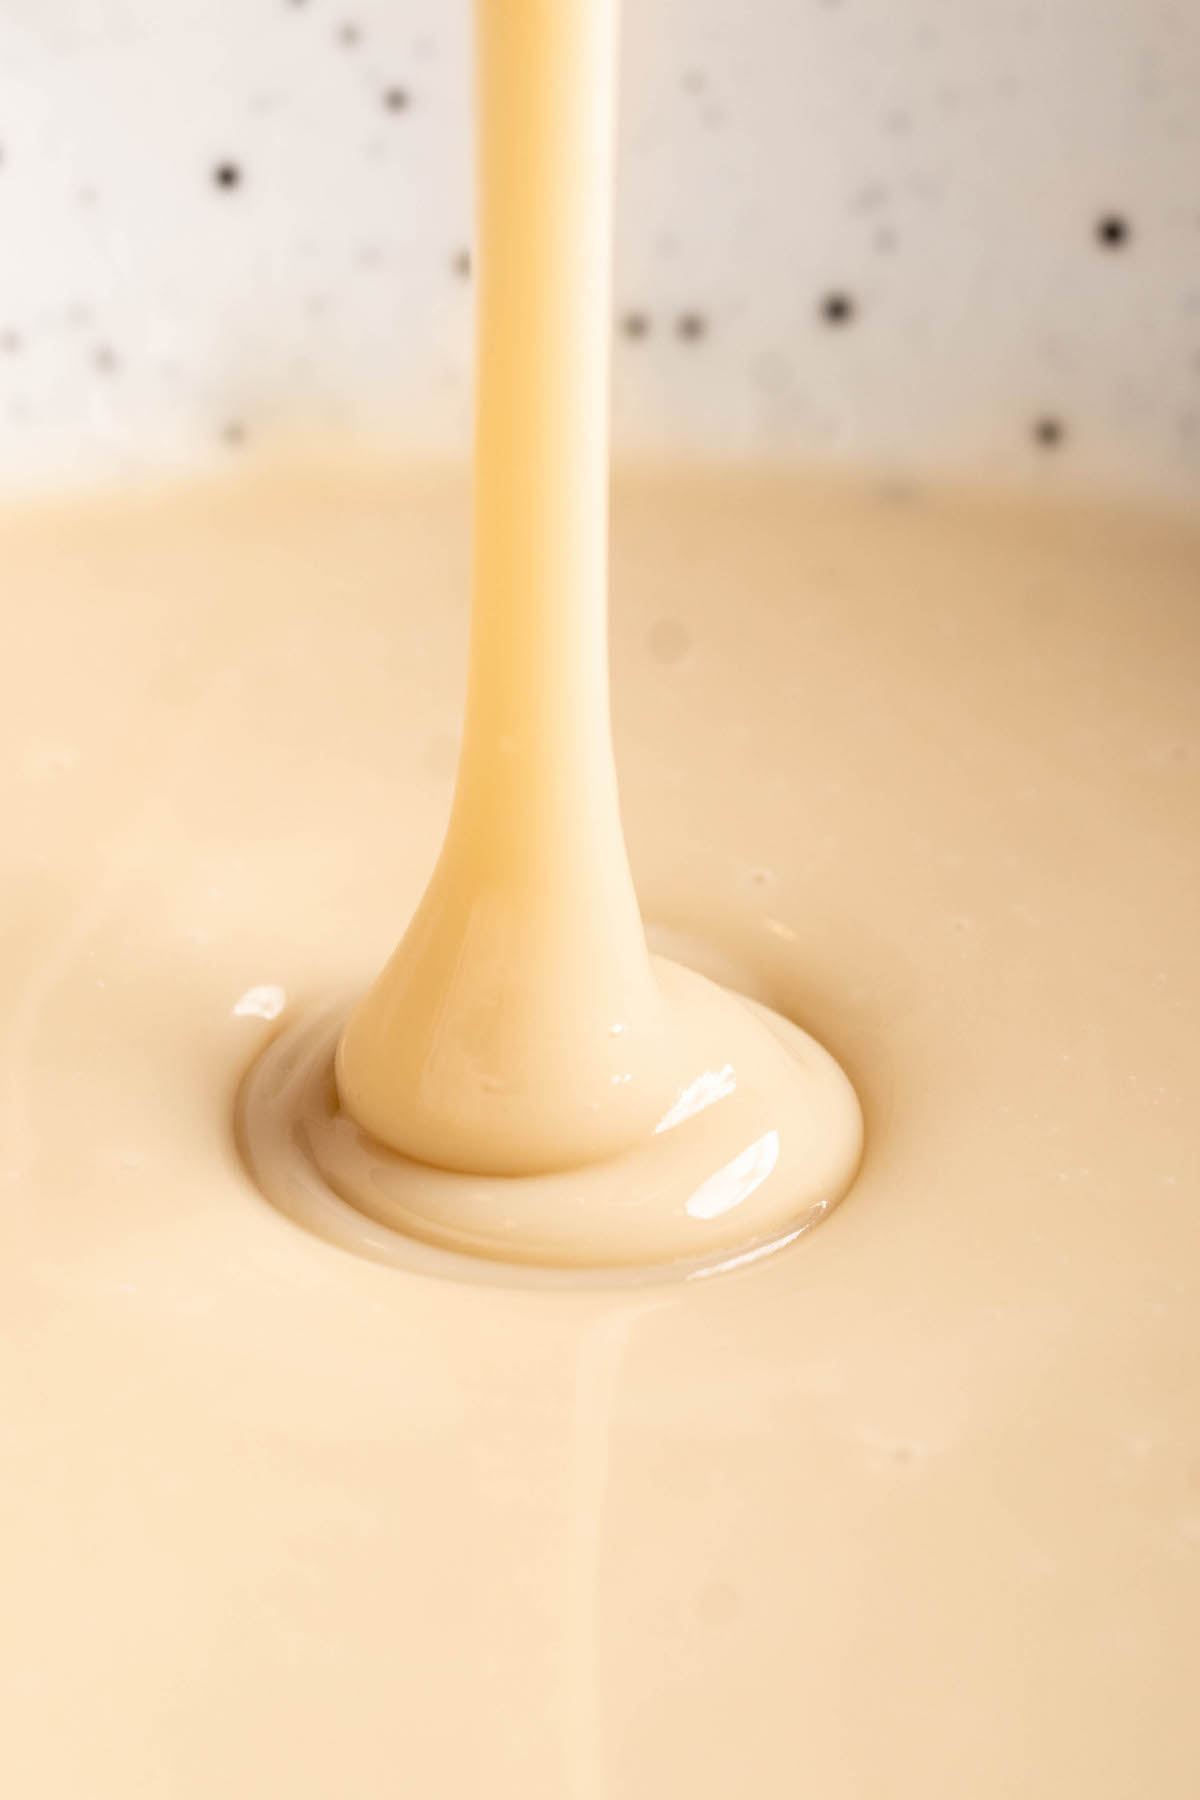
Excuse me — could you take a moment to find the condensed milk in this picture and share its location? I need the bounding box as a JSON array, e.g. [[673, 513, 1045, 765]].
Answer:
[[1, 0, 1198, 1791], [240, 0, 861, 1276], [2, 462, 1199, 1796]]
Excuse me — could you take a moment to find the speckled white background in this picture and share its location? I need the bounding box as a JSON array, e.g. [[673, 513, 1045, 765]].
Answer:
[[0, 0, 1197, 499]]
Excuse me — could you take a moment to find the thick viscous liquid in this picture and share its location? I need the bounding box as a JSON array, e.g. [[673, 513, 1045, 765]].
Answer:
[[2, 464, 1198, 1795], [241, 0, 862, 1272]]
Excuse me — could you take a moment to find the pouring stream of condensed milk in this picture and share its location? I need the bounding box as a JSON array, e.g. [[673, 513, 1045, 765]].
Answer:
[[337, 0, 676, 1173], [244, 0, 863, 1271]]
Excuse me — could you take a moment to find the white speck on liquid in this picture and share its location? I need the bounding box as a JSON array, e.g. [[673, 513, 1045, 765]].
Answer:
[[234, 984, 287, 1022]]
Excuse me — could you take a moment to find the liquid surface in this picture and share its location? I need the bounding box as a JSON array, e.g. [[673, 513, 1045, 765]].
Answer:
[[2, 463, 1198, 1795], [242, 963, 860, 1276]]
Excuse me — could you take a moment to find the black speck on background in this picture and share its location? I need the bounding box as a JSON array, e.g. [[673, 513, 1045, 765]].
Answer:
[[1095, 213, 1131, 249], [820, 292, 856, 326], [1033, 416, 1066, 448]]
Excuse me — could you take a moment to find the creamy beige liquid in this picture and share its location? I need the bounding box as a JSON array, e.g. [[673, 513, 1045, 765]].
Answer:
[[3, 0, 1199, 1790], [257, 0, 863, 1272], [2, 465, 1198, 1796], [338, 0, 672, 1176]]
